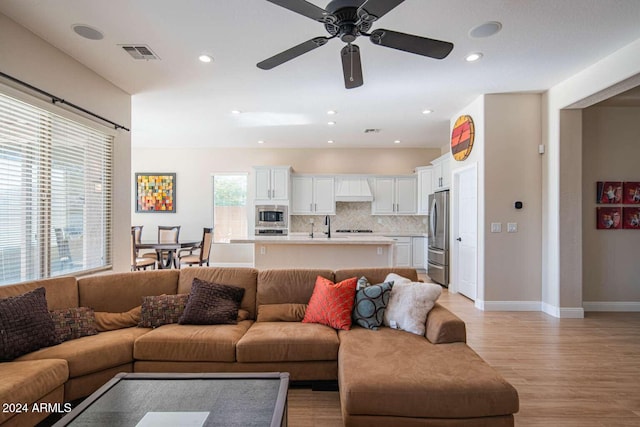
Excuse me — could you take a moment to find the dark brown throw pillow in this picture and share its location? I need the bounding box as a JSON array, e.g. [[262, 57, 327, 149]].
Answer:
[[50, 307, 98, 343], [179, 278, 245, 325], [138, 294, 189, 328], [0, 287, 57, 361]]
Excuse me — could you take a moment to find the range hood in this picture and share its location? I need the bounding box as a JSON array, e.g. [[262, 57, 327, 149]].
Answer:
[[335, 177, 374, 202]]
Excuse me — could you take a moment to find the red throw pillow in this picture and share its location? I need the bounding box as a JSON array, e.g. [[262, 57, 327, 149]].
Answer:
[[302, 276, 358, 330]]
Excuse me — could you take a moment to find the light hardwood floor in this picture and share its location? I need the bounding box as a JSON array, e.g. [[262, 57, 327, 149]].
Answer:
[[287, 288, 640, 427]]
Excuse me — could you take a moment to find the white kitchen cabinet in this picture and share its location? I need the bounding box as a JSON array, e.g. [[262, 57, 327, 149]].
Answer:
[[291, 176, 335, 215], [416, 166, 433, 215], [371, 176, 417, 215], [254, 166, 290, 202], [388, 236, 412, 267], [431, 154, 451, 191], [412, 236, 425, 268]]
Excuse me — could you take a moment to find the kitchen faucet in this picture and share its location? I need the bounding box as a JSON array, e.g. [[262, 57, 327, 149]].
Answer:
[[324, 215, 331, 238]]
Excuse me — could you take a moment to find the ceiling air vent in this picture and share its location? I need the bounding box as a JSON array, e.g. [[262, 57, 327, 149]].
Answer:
[[120, 44, 160, 60], [364, 128, 381, 134]]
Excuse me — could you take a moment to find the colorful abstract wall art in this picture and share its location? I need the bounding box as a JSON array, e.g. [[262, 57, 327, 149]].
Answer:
[[135, 173, 176, 213]]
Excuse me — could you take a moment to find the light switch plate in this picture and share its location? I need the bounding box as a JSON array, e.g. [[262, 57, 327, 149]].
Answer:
[[507, 223, 518, 233], [491, 223, 502, 233]]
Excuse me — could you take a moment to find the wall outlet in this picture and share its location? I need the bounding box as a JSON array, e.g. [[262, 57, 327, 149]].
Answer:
[[377, 218, 383, 224], [507, 222, 518, 233], [309, 218, 314, 224], [259, 246, 266, 255], [491, 222, 502, 233], [377, 247, 383, 255]]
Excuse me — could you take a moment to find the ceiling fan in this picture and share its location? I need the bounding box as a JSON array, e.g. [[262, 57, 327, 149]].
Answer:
[[257, 0, 454, 89]]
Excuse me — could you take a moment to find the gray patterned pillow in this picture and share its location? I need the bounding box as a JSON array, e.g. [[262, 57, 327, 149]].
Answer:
[[50, 307, 98, 343], [352, 277, 394, 330], [179, 278, 245, 325], [138, 294, 189, 328], [0, 287, 57, 361]]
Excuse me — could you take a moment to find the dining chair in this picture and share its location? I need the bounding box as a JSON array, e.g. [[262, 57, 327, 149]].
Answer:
[[133, 225, 157, 259], [131, 229, 155, 271], [178, 227, 213, 268]]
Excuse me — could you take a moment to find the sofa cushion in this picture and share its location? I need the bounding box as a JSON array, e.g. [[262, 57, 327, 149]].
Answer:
[[338, 327, 519, 419], [257, 269, 334, 306], [236, 322, 339, 363], [0, 276, 78, 311], [352, 280, 393, 330], [134, 321, 252, 362], [16, 327, 149, 378], [50, 307, 98, 343], [302, 276, 358, 330], [179, 278, 244, 325], [95, 306, 142, 332], [257, 303, 307, 322], [383, 280, 442, 336], [0, 359, 68, 425], [139, 294, 189, 328], [0, 287, 58, 361], [79, 270, 179, 313]]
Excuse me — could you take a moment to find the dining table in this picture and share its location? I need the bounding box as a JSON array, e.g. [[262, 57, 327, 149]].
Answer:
[[136, 240, 200, 269]]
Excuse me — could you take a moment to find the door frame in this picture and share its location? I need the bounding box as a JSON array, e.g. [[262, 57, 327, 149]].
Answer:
[[450, 162, 478, 299]]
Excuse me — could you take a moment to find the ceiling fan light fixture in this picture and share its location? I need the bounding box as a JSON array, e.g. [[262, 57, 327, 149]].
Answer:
[[465, 52, 483, 62]]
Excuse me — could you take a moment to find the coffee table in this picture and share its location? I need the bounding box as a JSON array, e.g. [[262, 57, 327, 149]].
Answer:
[[53, 372, 289, 427]]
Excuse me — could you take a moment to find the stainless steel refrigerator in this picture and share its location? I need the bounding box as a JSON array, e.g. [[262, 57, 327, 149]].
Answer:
[[427, 190, 449, 286]]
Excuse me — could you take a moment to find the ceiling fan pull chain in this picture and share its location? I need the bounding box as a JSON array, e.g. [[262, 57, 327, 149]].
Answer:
[[348, 43, 354, 82]]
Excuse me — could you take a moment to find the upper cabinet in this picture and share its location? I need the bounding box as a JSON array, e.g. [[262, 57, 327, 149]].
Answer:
[[416, 166, 433, 215], [254, 166, 291, 202], [371, 176, 417, 215], [291, 176, 335, 215], [431, 153, 451, 191]]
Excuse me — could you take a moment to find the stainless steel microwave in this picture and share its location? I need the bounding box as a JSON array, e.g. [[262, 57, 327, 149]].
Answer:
[[255, 204, 288, 228]]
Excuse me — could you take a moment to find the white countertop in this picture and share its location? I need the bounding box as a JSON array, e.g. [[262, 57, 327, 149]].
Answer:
[[230, 233, 396, 245]]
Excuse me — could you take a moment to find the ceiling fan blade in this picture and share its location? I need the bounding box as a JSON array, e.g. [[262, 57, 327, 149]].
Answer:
[[266, 0, 329, 22], [341, 44, 363, 89], [369, 29, 454, 59], [358, 0, 405, 21], [257, 37, 329, 70]]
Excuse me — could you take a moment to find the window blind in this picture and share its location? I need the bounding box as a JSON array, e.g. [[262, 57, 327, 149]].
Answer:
[[0, 91, 113, 285]]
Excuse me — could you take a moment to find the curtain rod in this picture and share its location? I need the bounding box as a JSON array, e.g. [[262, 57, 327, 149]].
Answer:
[[0, 71, 130, 132]]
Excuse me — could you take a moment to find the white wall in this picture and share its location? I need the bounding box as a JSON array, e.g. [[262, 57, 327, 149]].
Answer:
[[582, 106, 640, 308], [544, 38, 640, 316], [0, 13, 132, 273]]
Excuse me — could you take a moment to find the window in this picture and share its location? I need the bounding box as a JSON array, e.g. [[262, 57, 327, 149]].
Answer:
[[0, 90, 113, 285], [212, 174, 248, 243]]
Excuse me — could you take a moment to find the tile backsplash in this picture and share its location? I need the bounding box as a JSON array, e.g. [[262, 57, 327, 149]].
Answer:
[[290, 202, 427, 234]]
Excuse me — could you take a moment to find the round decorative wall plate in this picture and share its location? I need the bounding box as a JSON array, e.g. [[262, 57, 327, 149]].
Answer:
[[451, 115, 475, 161]]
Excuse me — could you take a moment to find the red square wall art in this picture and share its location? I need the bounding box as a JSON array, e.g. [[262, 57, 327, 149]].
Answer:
[[623, 207, 640, 229], [623, 182, 640, 204], [596, 207, 622, 229], [596, 181, 623, 204]]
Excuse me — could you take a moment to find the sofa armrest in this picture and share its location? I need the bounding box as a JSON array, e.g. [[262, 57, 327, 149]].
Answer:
[[425, 303, 467, 344]]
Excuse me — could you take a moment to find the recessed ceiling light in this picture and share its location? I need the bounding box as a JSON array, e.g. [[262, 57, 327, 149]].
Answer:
[[328, 121, 336, 126], [465, 52, 483, 62], [257, 140, 264, 144], [394, 140, 401, 144], [327, 110, 337, 115], [231, 110, 242, 115], [422, 109, 433, 115], [72, 24, 104, 40], [469, 21, 502, 38], [328, 140, 334, 144], [198, 54, 213, 63]]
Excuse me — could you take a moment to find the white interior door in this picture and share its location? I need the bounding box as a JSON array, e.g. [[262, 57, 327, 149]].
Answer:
[[454, 165, 478, 300]]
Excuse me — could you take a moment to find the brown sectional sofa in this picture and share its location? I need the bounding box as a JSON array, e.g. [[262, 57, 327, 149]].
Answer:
[[0, 267, 519, 426]]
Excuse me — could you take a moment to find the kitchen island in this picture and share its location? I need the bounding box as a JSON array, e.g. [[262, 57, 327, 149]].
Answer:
[[230, 234, 395, 269]]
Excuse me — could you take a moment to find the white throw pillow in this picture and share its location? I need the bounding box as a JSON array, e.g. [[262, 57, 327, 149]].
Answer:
[[383, 281, 442, 336], [383, 273, 412, 286]]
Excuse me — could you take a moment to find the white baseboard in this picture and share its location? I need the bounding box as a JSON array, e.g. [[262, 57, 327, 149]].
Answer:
[[542, 302, 585, 318], [583, 301, 640, 312], [483, 301, 542, 311]]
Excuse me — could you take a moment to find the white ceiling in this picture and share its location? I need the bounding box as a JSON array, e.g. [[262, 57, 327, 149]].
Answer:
[[2, 0, 640, 149]]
